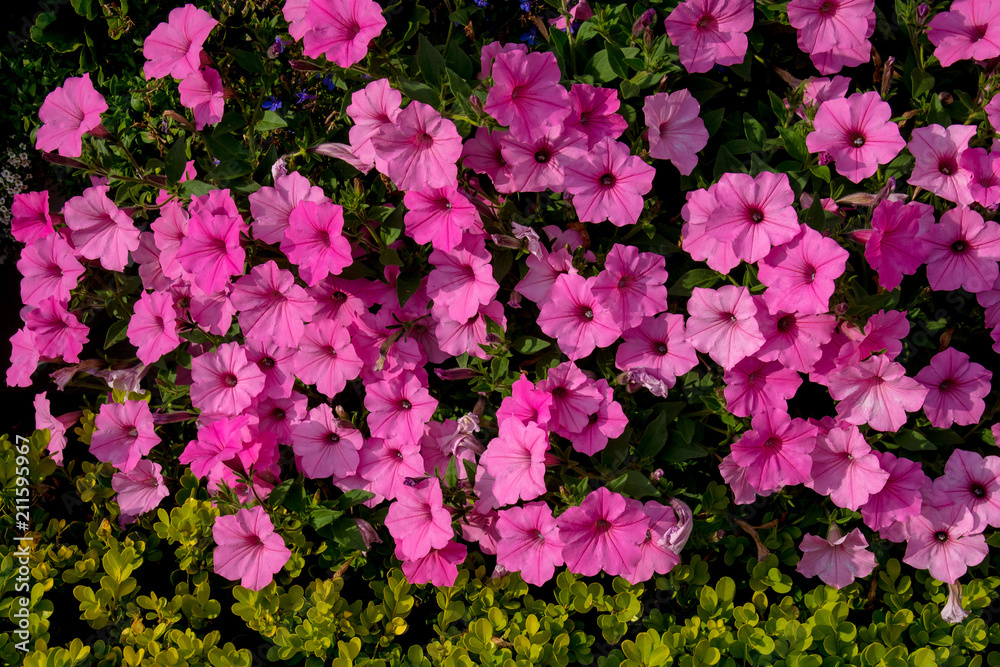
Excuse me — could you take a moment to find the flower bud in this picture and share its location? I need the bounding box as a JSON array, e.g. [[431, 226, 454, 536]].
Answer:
[[632, 8, 656, 36]]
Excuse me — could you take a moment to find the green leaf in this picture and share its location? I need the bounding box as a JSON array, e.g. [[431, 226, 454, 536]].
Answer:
[[445, 456, 458, 489], [229, 48, 265, 74], [30, 11, 84, 53], [777, 126, 808, 163], [397, 78, 440, 107], [587, 50, 616, 83], [804, 189, 826, 230], [548, 24, 570, 73], [403, 3, 431, 43], [396, 270, 422, 307], [637, 412, 669, 459], [180, 180, 217, 198], [104, 320, 129, 349], [255, 110, 288, 132], [910, 68, 934, 97], [606, 43, 628, 79], [417, 34, 446, 88], [166, 136, 188, 185], [444, 40, 473, 80], [713, 144, 746, 179], [743, 113, 767, 148], [205, 160, 253, 182], [340, 490, 375, 508], [669, 268, 723, 296], [513, 336, 551, 354], [702, 108, 725, 137], [768, 90, 787, 121], [71, 0, 98, 20], [892, 429, 936, 451], [310, 508, 344, 530]]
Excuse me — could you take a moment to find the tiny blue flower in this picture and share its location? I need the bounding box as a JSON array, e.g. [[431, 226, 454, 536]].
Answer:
[[295, 90, 317, 104], [520, 26, 537, 44], [474, 0, 487, 6], [520, 0, 530, 11], [321, 75, 335, 91], [262, 96, 282, 111]]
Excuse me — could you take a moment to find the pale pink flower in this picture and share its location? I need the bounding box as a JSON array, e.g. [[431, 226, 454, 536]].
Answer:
[[557, 487, 648, 577], [281, 201, 352, 286], [293, 319, 362, 399], [679, 187, 741, 274], [35, 73, 107, 157], [358, 437, 424, 501], [927, 0, 1000, 68], [537, 361, 603, 433], [190, 342, 266, 416], [480, 418, 549, 505], [496, 502, 564, 586], [962, 147, 1000, 207], [483, 49, 570, 138], [758, 224, 848, 315], [723, 357, 802, 418], [538, 273, 621, 361], [11, 191, 54, 244], [249, 171, 329, 245], [754, 306, 835, 373], [907, 124, 976, 205], [643, 90, 709, 175], [176, 212, 247, 295], [828, 354, 928, 432], [796, 524, 877, 589], [564, 138, 655, 226], [365, 372, 438, 445], [7, 329, 39, 388], [385, 478, 453, 560], [371, 102, 462, 191], [63, 185, 140, 272], [346, 79, 401, 166], [502, 125, 587, 193], [398, 540, 466, 586], [806, 92, 905, 183], [112, 459, 170, 523], [17, 233, 84, 308], [903, 504, 988, 584], [177, 67, 224, 130], [916, 348, 991, 428], [142, 4, 218, 80], [212, 506, 291, 591], [663, 0, 754, 73], [928, 449, 1000, 529], [615, 314, 698, 390], [402, 187, 483, 252], [706, 172, 800, 264], [230, 261, 317, 347], [565, 84, 628, 148], [179, 415, 253, 478], [427, 236, 498, 323], [787, 0, 874, 55], [809, 424, 889, 510], [923, 206, 1000, 294], [461, 128, 516, 193], [292, 404, 363, 479], [860, 450, 927, 534], [127, 291, 182, 365], [24, 298, 89, 363], [942, 582, 969, 625], [150, 201, 190, 279], [685, 285, 764, 370], [592, 245, 668, 331], [90, 400, 159, 472], [563, 379, 627, 455]]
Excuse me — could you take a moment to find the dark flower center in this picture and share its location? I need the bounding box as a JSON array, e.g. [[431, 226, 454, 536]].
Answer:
[[223, 373, 239, 387], [971, 483, 986, 498], [656, 343, 668, 355], [850, 133, 866, 148], [600, 173, 616, 187], [951, 240, 968, 253], [333, 290, 347, 301], [939, 158, 957, 176], [534, 150, 551, 164], [262, 356, 275, 367], [818, 0, 837, 15], [695, 14, 717, 30], [777, 316, 793, 332], [582, 307, 594, 321], [939, 379, 952, 391], [416, 131, 434, 148], [272, 408, 286, 420], [763, 437, 780, 449], [327, 432, 341, 444], [596, 518, 610, 530], [128, 428, 138, 438], [588, 413, 599, 424], [510, 84, 525, 101], [178, 297, 191, 309], [400, 399, 412, 410], [748, 207, 765, 224], [972, 24, 989, 41], [935, 530, 949, 542], [551, 386, 568, 399]]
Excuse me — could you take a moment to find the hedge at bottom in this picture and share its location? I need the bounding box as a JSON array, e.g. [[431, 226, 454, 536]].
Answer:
[[3, 432, 1000, 667]]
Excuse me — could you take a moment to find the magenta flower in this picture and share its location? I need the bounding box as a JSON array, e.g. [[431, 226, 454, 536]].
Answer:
[[927, 0, 1000, 68], [176, 212, 247, 295], [398, 540, 467, 587], [281, 201, 352, 287], [112, 459, 169, 524], [809, 424, 889, 510], [35, 73, 108, 157], [90, 400, 159, 472], [565, 84, 628, 148], [564, 138, 655, 227], [730, 408, 817, 494], [435, 302, 506, 360], [299, 0, 386, 68], [179, 416, 253, 478], [291, 404, 363, 480], [480, 418, 549, 505], [502, 125, 587, 194], [916, 348, 991, 428], [643, 90, 709, 176], [64, 185, 140, 272], [962, 147, 1000, 207], [754, 307, 835, 373], [24, 297, 89, 363], [33, 392, 76, 465], [557, 487, 648, 577], [496, 502, 564, 586], [230, 261, 317, 347], [802, 76, 851, 109], [127, 291, 182, 365], [249, 172, 329, 245], [461, 128, 516, 193], [858, 199, 934, 291], [663, 0, 754, 73], [538, 273, 621, 361], [859, 451, 926, 534], [365, 372, 438, 445], [929, 449, 1000, 530], [923, 206, 1000, 294], [11, 191, 54, 244], [903, 505, 988, 584], [537, 361, 603, 434], [427, 236, 499, 323], [806, 16, 874, 74], [483, 49, 570, 138], [7, 329, 39, 388], [142, 4, 217, 80], [496, 375, 553, 429], [615, 314, 698, 389], [346, 79, 401, 166], [293, 319, 362, 399], [151, 201, 190, 279], [358, 437, 425, 501], [706, 172, 800, 264], [588, 243, 667, 330], [828, 354, 928, 432], [837, 309, 910, 365], [402, 187, 483, 252], [907, 124, 976, 205], [178, 67, 224, 130], [796, 524, 877, 589], [685, 285, 764, 370], [680, 187, 741, 274], [385, 478, 453, 560], [805, 92, 904, 183], [517, 247, 576, 303], [787, 0, 873, 55], [213, 506, 291, 591], [190, 342, 266, 417], [758, 224, 848, 316], [372, 102, 462, 191], [723, 357, 802, 418], [17, 233, 84, 308], [623, 501, 687, 585], [563, 379, 627, 455]]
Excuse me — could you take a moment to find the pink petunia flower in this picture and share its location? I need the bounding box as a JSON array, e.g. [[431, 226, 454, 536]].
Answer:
[[754, 306, 835, 373], [907, 124, 976, 205], [922, 206, 1000, 294], [926, 0, 1000, 68], [942, 582, 969, 625], [142, 4, 217, 80], [502, 125, 587, 194], [962, 147, 1000, 207], [623, 500, 686, 585], [365, 372, 438, 445], [903, 504, 988, 584], [615, 314, 699, 390], [562, 379, 627, 455], [565, 84, 628, 148], [802, 76, 851, 110], [176, 212, 247, 295], [358, 437, 424, 501], [63, 185, 140, 272], [643, 90, 709, 176], [11, 191, 54, 245], [34, 392, 78, 465], [723, 357, 802, 418], [24, 298, 89, 363], [299, 0, 386, 69], [179, 415, 253, 478], [828, 354, 927, 432], [212, 506, 291, 591], [836, 309, 910, 366], [538, 273, 621, 361], [427, 236, 499, 323], [127, 291, 182, 365], [293, 319, 363, 399], [479, 418, 550, 505], [557, 487, 648, 577], [150, 201, 190, 280], [478, 41, 527, 80], [796, 524, 877, 589], [90, 400, 159, 472], [112, 459, 170, 524], [249, 171, 329, 245], [461, 128, 516, 193], [346, 79, 401, 166], [483, 49, 570, 138], [496, 502, 564, 586], [177, 67, 224, 130], [564, 138, 656, 226], [787, 0, 874, 55], [805, 92, 905, 183], [679, 186, 741, 274], [17, 233, 85, 308], [859, 450, 926, 535], [402, 187, 483, 252], [663, 0, 754, 73], [35, 73, 108, 157], [537, 361, 603, 434], [398, 540, 467, 587], [928, 449, 1000, 529], [730, 408, 817, 494], [706, 172, 800, 264], [857, 199, 934, 291], [7, 329, 39, 387], [808, 424, 889, 510], [281, 201, 353, 286], [916, 348, 991, 428], [685, 285, 764, 370], [496, 375, 554, 429], [758, 224, 848, 315], [371, 102, 462, 191], [291, 404, 363, 480], [230, 261, 317, 347], [190, 342, 266, 417], [806, 15, 874, 74], [385, 478, 453, 560]]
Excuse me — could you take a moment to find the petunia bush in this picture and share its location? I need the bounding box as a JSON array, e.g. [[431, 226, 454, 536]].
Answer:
[[4, 0, 1000, 664]]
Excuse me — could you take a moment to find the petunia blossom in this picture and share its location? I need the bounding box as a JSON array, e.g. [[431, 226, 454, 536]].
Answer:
[[63, 185, 140, 272], [857, 199, 934, 291], [796, 524, 877, 589], [537, 273, 621, 361], [787, 0, 874, 55], [758, 224, 848, 315], [903, 504, 988, 584], [860, 450, 927, 535], [17, 233, 85, 308], [212, 506, 291, 591], [112, 459, 170, 524], [685, 285, 764, 370], [127, 291, 182, 365], [90, 400, 159, 472], [828, 354, 928, 432], [142, 4, 218, 80], [564, 84, 628, 148], [557, 487, 648, 577], [730, 408, 817, 494], [176, 212, 247, 295], [397, 540, 466, 587], [11, 191, 54, 244], [384, 478, 453, 561], [402, 187, 483, 252], [907, 124, 976, 205], [281, 201, 353, 286], [190, 342, 266, 417], [643, 90, 709, 176], [926, 0, 1000, 68], [483, 49, 570, 138], [706, 171, 800, 264], [723, 357, 802, 418], [291, 404, 363, 480], [299, 0, 386, 69], [679, 186, 741, 274], [293, 319, 363, 399], [808, 424, 889, 510], [564, 138, 655, 227], [365, 372, 438, 445], [371, 101, 462, 191], [805, 92, 905, 183], [479, 418, 550, 505], [230, 261, 317, 347], [915, 347, 991, 428], [928, 449, 1000, 529], [663, 0, 754, 73], [248, 171, 329, 245], [35, 73, 108, 157], [615, 313, 699, 389], [177, 67, 224, 130], [496, 502, 564, 586], [922, 206, 1000, 294]]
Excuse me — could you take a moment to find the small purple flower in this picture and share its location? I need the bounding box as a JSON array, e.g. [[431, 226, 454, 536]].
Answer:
[[818, 151, 834, 166], [520, 0, 531, 11], [268, 37, 284, 59], [521, 26, 538, 44], [474, 0, 487, 6], [262, 96, 282, 111], [403, 477, 419, 487], [321, 75, 335, 91], [295, 89, 317, 104]]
